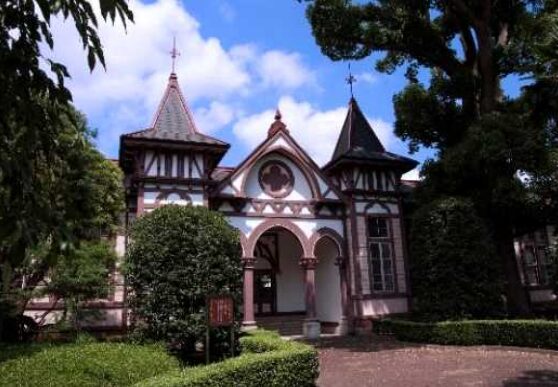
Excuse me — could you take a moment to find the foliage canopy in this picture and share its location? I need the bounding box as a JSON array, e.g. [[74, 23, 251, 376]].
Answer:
[[410, 197, 504, 319], [126, 205, 243, 357], [305, 0, 558, 313]]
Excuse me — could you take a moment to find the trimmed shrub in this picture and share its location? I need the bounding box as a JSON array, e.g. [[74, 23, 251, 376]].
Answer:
[[0, 342, 181, 387], [125, 205, 243, 357], [410, 197, 505, 319], [136, 330, 319, 387], [376, 319, 558, 349]]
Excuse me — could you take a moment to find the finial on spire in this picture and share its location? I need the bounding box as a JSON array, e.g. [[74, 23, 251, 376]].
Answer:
[[170, 36, 181, 74], [345, 63, 356, 98], [268, 108, 287, 137]]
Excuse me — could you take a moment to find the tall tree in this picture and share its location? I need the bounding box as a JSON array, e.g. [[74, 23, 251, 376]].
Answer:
[[1, 108, 124, 328], [305, 0, 558, 314], [0, 1, 132, 333]]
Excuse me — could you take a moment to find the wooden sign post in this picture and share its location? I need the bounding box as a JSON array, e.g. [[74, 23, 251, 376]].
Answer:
[[206, 295, 235, 364]]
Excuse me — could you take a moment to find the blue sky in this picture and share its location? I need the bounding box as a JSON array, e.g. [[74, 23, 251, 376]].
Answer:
[[48, 0, 524, 179]]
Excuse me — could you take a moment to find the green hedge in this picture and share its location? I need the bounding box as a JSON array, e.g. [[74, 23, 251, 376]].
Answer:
[[0, 342, 181, 387], [375, 319, 558, 349], [136, 330, 319, 387]]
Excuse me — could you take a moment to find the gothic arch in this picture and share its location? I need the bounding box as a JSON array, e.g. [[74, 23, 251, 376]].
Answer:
[[238, 230, 249, 258], [247, 219, 312, 258], [310, 227, 346, 259], [363, 200, 392, 214]]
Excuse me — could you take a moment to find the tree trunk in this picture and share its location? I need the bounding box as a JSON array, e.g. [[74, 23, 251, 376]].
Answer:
[[0, 260, 14, 341], [495, 228, 531, 316]]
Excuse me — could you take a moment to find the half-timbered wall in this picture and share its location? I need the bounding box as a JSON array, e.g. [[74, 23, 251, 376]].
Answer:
[[143, 150, 205, 179], [331, 167, 398, 192]]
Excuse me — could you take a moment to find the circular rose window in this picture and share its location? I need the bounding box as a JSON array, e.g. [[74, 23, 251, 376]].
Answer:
[[258, 160, 294, 198]]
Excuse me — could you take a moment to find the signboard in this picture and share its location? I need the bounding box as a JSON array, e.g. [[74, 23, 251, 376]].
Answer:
[[208, 295, 234, 328]]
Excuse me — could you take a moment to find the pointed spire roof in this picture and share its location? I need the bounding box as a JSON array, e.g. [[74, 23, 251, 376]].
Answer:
[[122, 73, 227, 147], [325, 97, 417, 172]]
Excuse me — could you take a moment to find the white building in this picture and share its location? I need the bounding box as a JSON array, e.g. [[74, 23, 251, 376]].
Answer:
[[27, 70, 419, 338]]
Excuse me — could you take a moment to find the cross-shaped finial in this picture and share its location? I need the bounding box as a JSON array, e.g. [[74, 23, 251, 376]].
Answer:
[[170, 36, 181, 74], [345, 63, 356, 97]]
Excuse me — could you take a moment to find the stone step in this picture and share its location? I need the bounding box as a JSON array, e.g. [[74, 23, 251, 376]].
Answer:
[[257, 315, 305, 336]]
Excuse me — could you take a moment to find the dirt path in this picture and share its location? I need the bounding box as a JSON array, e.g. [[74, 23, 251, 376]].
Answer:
[[313, 335, 558, 387]]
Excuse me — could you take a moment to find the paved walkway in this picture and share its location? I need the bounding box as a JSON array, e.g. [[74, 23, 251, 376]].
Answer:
[[312, 335, 558, 387]]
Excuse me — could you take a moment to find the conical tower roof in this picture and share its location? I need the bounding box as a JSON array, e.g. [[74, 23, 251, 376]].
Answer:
[[122, 73, 227, 146], [325, 97, 417, 172]]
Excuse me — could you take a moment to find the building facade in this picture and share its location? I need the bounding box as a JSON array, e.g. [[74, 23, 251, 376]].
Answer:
[[24, 70, 557, 337], [115, 71, 417, 338]]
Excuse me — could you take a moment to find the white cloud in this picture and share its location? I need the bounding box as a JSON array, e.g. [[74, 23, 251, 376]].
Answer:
[[194, 102, 236, 134], [257, 51, 316, 90], [43, 0, 315, 154], [233, 96, 396, 166], [357, 71, 377, 84], [402, 168, 421, 181]]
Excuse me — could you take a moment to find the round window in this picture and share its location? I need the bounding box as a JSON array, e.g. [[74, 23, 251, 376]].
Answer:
[[258, 160, 294, 198]]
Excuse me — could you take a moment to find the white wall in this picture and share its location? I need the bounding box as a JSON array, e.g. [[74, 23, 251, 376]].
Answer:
[[275, 231, 305, 312], [361, 298, 408, 316], [315, 238, 342, 323], [244, 154, 313, 201]]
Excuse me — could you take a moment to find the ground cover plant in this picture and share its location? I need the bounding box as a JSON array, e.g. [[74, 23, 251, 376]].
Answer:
[[0, 341, 181, 387]]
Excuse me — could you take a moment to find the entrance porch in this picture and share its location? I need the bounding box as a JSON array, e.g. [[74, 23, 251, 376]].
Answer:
[[240, 224, 349, 338]]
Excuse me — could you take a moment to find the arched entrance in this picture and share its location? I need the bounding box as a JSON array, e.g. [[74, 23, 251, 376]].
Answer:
[[241, 220, 324, 338], [315, 236, 343, 332], [252, 227, 305, 316]]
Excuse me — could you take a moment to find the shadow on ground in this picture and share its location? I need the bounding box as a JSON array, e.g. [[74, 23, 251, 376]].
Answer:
[[503, 370, 558, 386], [301, 333, 422, 353]]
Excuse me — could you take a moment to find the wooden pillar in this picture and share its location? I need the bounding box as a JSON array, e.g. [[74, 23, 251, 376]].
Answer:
[[301, 257, 320, 338], [335, 256, 350, 335], [241, 257, 257, 330]]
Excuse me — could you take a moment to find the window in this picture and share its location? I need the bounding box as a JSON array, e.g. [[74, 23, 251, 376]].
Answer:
[[522, 244, 552, 286], [367, 217, 395, 292], [368, 218, 388, 238], [164, 154, 173, 177], [177, 155, 184, 178]]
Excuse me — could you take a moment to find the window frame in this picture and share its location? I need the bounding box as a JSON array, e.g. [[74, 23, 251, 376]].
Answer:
[[521, 242, 552, 287], [366, 215, 397, 294]]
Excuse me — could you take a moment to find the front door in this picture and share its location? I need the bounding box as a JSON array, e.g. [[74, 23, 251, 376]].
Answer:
[[254, 269, 276, 316]]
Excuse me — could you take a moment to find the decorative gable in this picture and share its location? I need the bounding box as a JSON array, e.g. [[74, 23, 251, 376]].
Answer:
[[214, 112, 343, 204]]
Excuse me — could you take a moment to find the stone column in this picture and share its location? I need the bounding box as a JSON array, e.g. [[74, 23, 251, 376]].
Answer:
[[335, 256, 350, 335], [241, 257, 257, 330], [301, 257, 320, 339]]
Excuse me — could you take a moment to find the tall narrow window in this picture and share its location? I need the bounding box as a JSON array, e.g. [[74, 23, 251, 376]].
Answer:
[[367, 217, 394, 292], [522, 243, 552, 286], [376, 172, 384, 191], [165, 154, 173, 177], [177, 155, 184, 178]]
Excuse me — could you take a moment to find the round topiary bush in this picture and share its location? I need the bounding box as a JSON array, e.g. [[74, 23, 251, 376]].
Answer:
[[410, 197, 505, 320], [125, 205, 242, 358]]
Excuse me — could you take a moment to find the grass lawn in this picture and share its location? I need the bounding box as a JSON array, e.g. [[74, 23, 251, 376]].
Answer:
[[0, 341, 181, 387]]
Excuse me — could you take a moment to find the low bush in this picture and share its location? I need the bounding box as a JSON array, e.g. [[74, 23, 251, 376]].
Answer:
[[376, 319, 558, 349], [136, 330, 319, 387], [0, 342, 181, 387]]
